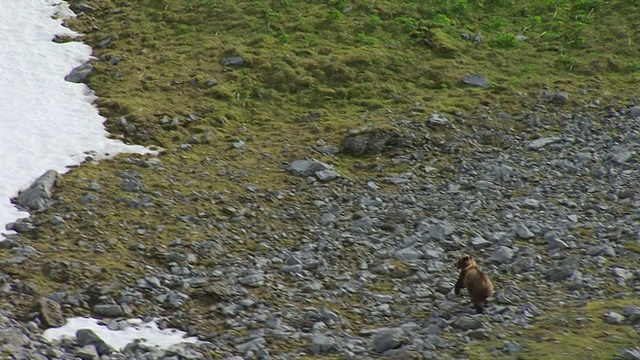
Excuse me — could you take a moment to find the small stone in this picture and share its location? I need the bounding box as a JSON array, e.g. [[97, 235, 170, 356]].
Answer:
[[235, 337, 266, 352], [470, 235, 491, 249], [624, 306, 640, 322], [239, 274, 264, 287], [315, 169, 339, 182], [287, 159, 334, 177], [604, 311, 626, 324], [548, 238, 569, 250], [221, 56, 245, 66], [92, 304, 124, 317], [555, 92, 569, 104], [429, 113, 450, 126], [468, 329, 490, 340], [527, 137, 561, 150], [515, 223, 534, 239], [75, 345, 99, 360], [39, 297, 65, 328], [65, 63, 94, 83], [311, 335, 336, 355], [488, 246, 515, 264], [461, 74, 491, 89], [371, 328, 406, 353], [505, 341, 523, 355], [453, 316, 482, 330], [628, 105, 640, 119]]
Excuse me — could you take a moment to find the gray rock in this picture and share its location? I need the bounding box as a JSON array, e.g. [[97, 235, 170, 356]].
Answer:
[[527, 137, 561, 150], [488, 246, 515, 264], [316, 169, 339, 182], [625, 307, 640, 322], [548, 238, 569, 250], [555, 92, 569, 104], [221, 56, 245, 66], [76, 329, 112, 355], [239, 273, 264, 287], [92, 304, 124, 317], [429, 113, 450, 126], [394, 247, 423, 261], [288, 159, 334, 177], [611, 149, 634, 164], [371, 327, 406, 353], [471, 235, 491, 249], [313, 145, 339, 155], [453, 316, 482, 330], [612, 267, 634, 282], [320, 212, 338, 226], [604, 311, 626, 324], [236, 337, 266, 352], [427, 222, 454, 240], [515, 223, 534, 239], [504, 341, 523, 355], [75, 345, 99, 360], [39, 297, 65, 328], [65, 63, 94, 83], [311, 335, 336, 355], [547, 266, 574, 282], [462, 74, 490, 88], [13, 170, 57, 212], [623, 347, 640, 360], [629, 105, 640, 119], [468, 329, 490, 340]]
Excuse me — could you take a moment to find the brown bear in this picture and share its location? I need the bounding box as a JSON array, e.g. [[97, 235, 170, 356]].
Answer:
[[454, 254, 494, 314]]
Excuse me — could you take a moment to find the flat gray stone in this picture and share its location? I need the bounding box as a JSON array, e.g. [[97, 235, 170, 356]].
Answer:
[[461, 74, 491, 88], [527, 137, 561, 150]]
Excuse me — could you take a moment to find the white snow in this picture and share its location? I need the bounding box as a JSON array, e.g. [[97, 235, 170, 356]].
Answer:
[[0, 0, 155, 237], [42, 317, 200, 351]]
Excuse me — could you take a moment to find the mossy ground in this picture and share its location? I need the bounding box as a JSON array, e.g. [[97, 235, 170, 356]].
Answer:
[[4, 0, 640, 357], [466, 297, 640, 359]]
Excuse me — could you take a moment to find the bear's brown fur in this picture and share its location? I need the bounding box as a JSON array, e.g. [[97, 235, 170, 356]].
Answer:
[[454, 255, 494, 314]]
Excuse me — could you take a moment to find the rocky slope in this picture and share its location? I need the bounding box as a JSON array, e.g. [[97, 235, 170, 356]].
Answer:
[[1, 1, 640, 359]]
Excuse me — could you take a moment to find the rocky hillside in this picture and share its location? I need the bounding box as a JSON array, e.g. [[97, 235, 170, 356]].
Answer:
[[1, 0, 640, 359]]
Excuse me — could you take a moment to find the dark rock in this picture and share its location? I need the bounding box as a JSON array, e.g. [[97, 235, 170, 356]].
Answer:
[[13, 170, 58, 212], [221, 56, 245, 66], [342, 128, 412, 156], [77, 329, 113, 355], [65, 63, 94, 83], [93, 304, 124, 317], [39, 297, 65, 328]]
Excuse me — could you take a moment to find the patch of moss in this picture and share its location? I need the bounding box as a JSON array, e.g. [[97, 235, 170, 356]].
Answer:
[[466, 298, 640, 359]]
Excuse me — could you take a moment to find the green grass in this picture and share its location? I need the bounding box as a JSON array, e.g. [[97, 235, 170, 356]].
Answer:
[[466, 298, 640, 359]]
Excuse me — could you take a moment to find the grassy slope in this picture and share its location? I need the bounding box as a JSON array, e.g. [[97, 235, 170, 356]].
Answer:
[[8, 0, 640, 358]]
